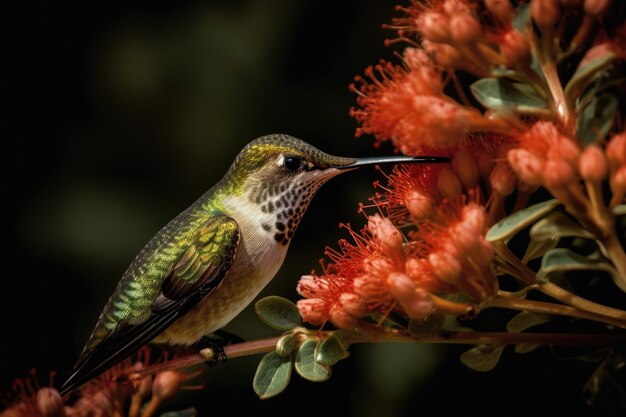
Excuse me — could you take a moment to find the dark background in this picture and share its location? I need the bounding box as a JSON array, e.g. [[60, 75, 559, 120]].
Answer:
[[2, 1, 612, 416]]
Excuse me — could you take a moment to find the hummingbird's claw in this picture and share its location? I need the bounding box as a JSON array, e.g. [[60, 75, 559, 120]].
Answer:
[[198, 336, 227, 366]]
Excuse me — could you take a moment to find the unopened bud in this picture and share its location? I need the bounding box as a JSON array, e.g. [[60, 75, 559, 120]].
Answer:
[[153, 371, 185, 400], [490, 161, 517, 196], [422, 41, 463, 68], [437, 167, 464, 198], [579, 145, 608, 182], [339, 292, 367, 318], [531, 0, 561, 31], [584, 0, 612, 17], [368, 214, 404, 260], [578, 43, 615, 68], [543, 158, 576, 189], [297, 298, 328, 325], [485, 0, 514, 22], [449, 13, 482, 44], [36, 388, 65, 417], [405, 190, 435, 220], [606, 132, 626, 169], [416, 12, 451, 43], [444, 0, 471, 15], [452, 149, 480, 190], [507, 148, 544, 186], [501, 29, 531, 68], [610, 166, 626, 199], [329, 304, 357, 329], [428, 250, 462, 285]]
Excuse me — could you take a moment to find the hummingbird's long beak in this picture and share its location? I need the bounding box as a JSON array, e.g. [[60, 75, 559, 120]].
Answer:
[[334, 155, 450, 170]]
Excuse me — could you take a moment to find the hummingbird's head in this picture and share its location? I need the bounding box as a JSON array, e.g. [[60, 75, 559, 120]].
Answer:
[[220, 134, 447, 246]]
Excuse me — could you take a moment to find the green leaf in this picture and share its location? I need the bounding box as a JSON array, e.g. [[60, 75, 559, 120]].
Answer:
[[615, 204, 626, 216], [460, 344, 505, 372], [487, 199, 560, 243], [514, 344, 540, 354], [584, 355, 626, 408], [316, 334, 350, 366], [276, 334, 295, 357], [471, 78, 549, 116], [253, 352, 292, 399], [255, 296, 301, 331], [295, 339, 331, 382], [522, 236, 560, 263], [529, 210, 593, 241], [506, 311, 552, 333], [576, 94, 618, 146], [512, 2, 530, 32], [159, 409, 197, 417], [537, 248, 618, 284], [565, 53, 617, 107]]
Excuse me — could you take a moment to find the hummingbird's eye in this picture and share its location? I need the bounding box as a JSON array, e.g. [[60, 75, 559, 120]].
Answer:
[[283, 156, 303, 173]]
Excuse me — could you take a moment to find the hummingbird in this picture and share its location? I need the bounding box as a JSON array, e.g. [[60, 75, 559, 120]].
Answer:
[[61, 134, 448, 395]]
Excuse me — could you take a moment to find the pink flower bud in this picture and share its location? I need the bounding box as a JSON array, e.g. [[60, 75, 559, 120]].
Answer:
[[584, 0, 612, 17], [610, 166, 626, 202], [452, 149, 480, 190], [552, 137, 581, 166], [471, 238, 495, 268], [449, 13, 482, 44], [578, 43, 615, 68], [485, 0, 514, 22], [501, 30, 531, 68], [462, 203, 489, 234], [507, 148, 545, 186], [437, 167, 464, 198], [297, 299, 328, 325], [531, 0, 561, 31], [416, 12, 451, 43], [36, 388, 65, 417], [153, 371, 185, 400], [329, 304, 358, 329], [428, 250, 462, 285], [422, 41, 463, 68], [490, 161, 517, 196], [387, 272, 415, 300], [606, 132, 626, 169], [543, 158, 576, 189], [444, 0, 471, 15], [579, 145, 608, 182], [404, 190, 435, 220], [398, 287, 434, 319], [368, 214, 404, 260], [339, 292, 367, 317]]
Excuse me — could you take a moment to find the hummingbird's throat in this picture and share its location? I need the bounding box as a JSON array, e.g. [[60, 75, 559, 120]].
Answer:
[[248, 174, 333, 246]]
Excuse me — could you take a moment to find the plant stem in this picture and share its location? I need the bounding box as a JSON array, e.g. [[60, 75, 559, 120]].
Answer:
[[119, 328, 626, 384], [539, 282, 626, 322], [486, 296, 626, 328]]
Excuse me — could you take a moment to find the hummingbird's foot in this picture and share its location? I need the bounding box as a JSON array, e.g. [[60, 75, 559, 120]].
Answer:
[[214, 329, 245, 345], [197, 336, 227, 366]]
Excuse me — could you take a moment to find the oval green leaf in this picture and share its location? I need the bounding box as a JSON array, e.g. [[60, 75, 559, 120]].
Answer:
[[506, 311, 552, 333], [255, 296, 301, 331], [487, 199, 560, 242], [253, 351, 292, 399], [576, 94, 618, 146], [460, 344, 505, 372], [564, 53, 617, 107], [295, 339, 331, 382], [537, 248, 618, 286], [470, 78, 549, 115], [522, 236, 560, 263], [316, 334, 350, 366], [529, 210, 592, 241]]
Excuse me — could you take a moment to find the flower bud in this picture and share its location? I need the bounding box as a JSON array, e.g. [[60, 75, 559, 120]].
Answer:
[[452, 149, 480, 190], [610, 166, 626, 202], [297, 299, 328, 325], [36, 388, 65, 417], [398, 287, 434, 319], [153, 371, 185, 400], [543, 158, 576, 189], [329, 304, 358, 329], [422, 41, 463, 68], [444, 0, 471, 15], [579, 144, 608, 182], [437, 167, 464, 198], [501, 29, 531, 68], [339, 292, 367, 317], [404, 189, 435, 220], [584, 0, 612, 17], [485, 0, 514, 22], [416, 12, 451, 43], [428, 250, 462, 285], [507, 148, 544, 186], [368, 214, 404, 260], [490, 161, 517, 196], [531, 0, 561, 31], [578, 43, 615, 68], [606, 132, 626, 169], [449, 13, 482, 44]]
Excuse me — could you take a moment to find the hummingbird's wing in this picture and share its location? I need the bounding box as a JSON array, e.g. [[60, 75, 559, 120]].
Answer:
[[61, 214, 240, 396]]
